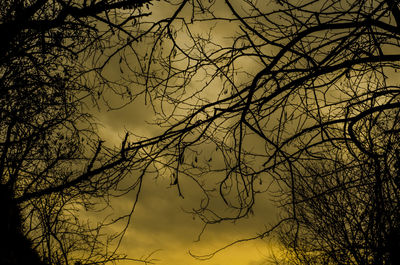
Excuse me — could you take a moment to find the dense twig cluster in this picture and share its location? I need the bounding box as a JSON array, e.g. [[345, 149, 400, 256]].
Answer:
[[0, 0, 177, 264], [3, 0, 400, 264], [129, 0, 400, 264]]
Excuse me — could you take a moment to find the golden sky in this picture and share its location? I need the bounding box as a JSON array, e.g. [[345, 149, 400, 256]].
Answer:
[[90, 1, 284, 264], [87, 1, 400, 264], [96, 91, 280, 265]]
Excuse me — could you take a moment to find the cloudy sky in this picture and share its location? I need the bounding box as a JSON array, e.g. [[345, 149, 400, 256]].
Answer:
[[82, 0, 400, 264], [89, 1, 284, 265], [95, 88, 280, 265]]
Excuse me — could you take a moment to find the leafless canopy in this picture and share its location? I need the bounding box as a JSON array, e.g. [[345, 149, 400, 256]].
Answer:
[[3, 0, 400, 264], [0, 0, 185, 264], [121, 0, 400, 263]]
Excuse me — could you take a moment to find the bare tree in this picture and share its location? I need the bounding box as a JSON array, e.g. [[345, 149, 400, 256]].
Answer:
[[273, 109, 400, 264], [119, 0, 400, 263], [5, 0, 400, 263], [0, 0, 191, 264]]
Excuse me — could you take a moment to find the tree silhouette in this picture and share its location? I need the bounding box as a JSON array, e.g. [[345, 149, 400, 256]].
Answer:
[[0, 0, 189, 264], [276, 135, 400, 264], [118, 0, 400, 263], [0, 184, 46, 265], [4, 0, 400, 264]]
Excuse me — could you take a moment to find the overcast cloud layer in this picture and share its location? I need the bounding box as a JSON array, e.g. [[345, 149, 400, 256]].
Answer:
[[92, 2, 281, 264]]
